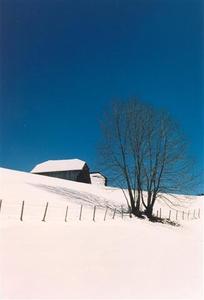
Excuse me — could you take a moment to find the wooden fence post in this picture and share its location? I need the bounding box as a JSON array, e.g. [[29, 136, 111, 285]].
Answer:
[[42, 202, 48, 222], [168, 210, 171, 220], [20, 201, 24, 221], [65, 205, 68, 222], [79, 204, 83, 221], [93, 206, 96, 222], [198, 208, 200, 219], [193, 209, 196, 219], [182, 211, 184, 220], [121, 206, 123, 219], [176, 210, 178, 221], [159, 208, 162, 218], [112, 208, 116, 219], [0, 199, 2, 214], [156, 210, 158, 218], [104, 206, 108, 221], [187, 210, 190, 220]]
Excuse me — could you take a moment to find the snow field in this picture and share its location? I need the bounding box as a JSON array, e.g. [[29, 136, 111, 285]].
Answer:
[[0, 219, 203, 299], [0, 167, 203, 299], [0, 168, 202, 224]]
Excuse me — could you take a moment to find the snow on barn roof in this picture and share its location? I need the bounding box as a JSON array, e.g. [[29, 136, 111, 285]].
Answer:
[[31, 159, 86, 173], [90, 172, 107, 178]]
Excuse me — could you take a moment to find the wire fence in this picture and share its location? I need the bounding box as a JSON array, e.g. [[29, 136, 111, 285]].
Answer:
[[0, 199, 201, 223], [0, 199, 127, 222], [153, 207, 201, 221]]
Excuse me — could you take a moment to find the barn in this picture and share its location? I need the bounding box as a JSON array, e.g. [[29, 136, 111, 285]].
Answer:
[[31, 159, 91, 184], [90, 172, 107, 186]]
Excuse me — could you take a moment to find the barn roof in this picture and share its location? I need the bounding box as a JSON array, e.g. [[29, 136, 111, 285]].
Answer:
[[31, 159, 86, 173]]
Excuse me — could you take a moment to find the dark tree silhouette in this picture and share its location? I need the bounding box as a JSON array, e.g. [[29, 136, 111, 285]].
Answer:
[[99, 99, 196, 219]]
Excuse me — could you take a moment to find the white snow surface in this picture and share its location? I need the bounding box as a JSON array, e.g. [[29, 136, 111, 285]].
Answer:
[[31, 158, 86, 173], [0, 167, 203, 299]]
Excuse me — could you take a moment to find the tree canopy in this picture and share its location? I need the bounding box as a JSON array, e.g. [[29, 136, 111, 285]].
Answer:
[[99, 99, 196, 219]]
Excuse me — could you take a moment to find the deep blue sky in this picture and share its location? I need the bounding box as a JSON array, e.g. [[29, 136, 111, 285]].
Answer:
[[0, 0, 203, 193]]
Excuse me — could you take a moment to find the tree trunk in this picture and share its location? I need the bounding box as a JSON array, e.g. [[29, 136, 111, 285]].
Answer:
[[145, 205, 153, 219], [147, 191, 152, 206], [135, 191, 141, 212]]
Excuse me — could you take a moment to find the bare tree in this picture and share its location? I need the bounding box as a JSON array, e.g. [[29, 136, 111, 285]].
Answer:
[[99, 99, 195, 219]]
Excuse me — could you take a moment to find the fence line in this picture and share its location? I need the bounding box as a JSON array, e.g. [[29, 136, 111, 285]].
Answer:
[[112, 208, 116, 219], [65, 205, 68, 222], [104, 206, 108, 221], [79, 205, 83, 221], [93, 206, 96, 222], [20, 201, 25, 221], [0, 199, 201, 222], [42, 202, 49, 222], [154, 208, 201, 222]]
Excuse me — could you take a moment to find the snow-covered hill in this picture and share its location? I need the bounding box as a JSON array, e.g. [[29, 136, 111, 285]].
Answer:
[[0, 167, 203, 299], [0, 167, 202, 223]]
